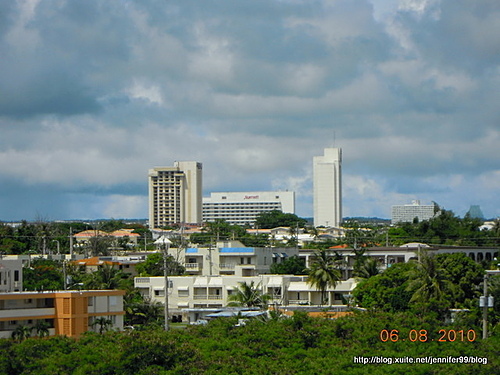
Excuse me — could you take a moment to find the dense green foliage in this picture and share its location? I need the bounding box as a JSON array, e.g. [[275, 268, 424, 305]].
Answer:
[[0, 220, 150, 255], [255, 210, 308, 229], [270, 255, 307, 275], [23, 258, 65, 291], [0, 312, 497, 374], [353, 253, 486, 320], [135, 253, 185, 277], [388, 211, 499, 247]]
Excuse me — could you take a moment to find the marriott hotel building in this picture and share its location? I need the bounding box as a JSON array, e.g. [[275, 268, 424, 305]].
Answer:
[[203, 191, 295, 227]]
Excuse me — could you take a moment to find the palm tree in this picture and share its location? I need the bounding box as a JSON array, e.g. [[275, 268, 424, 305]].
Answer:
[[91, 317, 113, 334], [126, 296, 164, 327], [407, 254, 451, 314], [353, 250, 380, 280], [85, 263, 126, 290], [33, 320, 50, 338], [227, 281, 269, 308], [306, 249, 342, 305], [11, 325, 32, 342]]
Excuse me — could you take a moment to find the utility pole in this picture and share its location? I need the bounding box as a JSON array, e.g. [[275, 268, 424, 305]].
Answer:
[[163, 237, 172, 331], [69, 227, 74, 259], [480, 270, 498, 339], [63, 261, 67, 290], [208, 240, 213, 276], [482, 274, 488, 340]]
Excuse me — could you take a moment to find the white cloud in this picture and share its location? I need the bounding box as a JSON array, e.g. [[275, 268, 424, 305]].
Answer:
[[0, 0, 498, 220], [103, 195, 147, 219]]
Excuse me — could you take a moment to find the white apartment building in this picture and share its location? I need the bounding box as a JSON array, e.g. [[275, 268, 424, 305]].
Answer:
[[0, 259, 23, 293], [391, 200, 439, 224], [148, 161, 203, 228], [134, 274, 357, 320], [167, 243, 299, 277], [313, 148, 342, 228], [203, 191, 295, 226]]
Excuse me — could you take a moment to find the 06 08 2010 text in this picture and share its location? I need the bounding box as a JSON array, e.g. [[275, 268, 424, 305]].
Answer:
[[379, 329, 477, 342]]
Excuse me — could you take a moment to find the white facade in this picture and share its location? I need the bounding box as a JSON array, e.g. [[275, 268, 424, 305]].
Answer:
[[168, 244, 299, 277], [313, 148, 342, 228], [391, 200, 439, 224], [148, 161, 203, 228], [0, 259, 23, 292], [134, 274, 357, 319], [203, 191, 295, 226]]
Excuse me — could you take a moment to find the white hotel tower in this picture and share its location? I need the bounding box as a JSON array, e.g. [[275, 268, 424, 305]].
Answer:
[[313, 148, 342, 228]]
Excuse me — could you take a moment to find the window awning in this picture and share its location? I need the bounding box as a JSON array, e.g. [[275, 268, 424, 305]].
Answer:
[[267, 277, 282, 287], [208, 277, 223, 286], [287, 282, 310, 292]]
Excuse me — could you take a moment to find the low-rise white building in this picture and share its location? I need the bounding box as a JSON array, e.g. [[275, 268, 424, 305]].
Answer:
[[0, 259, 23, 292], [167, 243, 299, 277]]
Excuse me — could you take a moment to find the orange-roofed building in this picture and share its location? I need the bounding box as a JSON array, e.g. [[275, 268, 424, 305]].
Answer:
[[74, 229, 140, 249], [71, 255, 143, 276]]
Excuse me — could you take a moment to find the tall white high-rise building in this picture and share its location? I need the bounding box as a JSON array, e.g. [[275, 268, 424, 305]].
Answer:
[[313, 148, 342, 228], [148, 161, 202, 228]]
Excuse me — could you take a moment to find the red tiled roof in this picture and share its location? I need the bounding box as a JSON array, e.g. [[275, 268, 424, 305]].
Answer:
[[74, 230, 108, 237]]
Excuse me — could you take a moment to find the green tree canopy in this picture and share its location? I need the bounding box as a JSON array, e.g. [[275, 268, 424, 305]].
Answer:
[[435, 252, 484, 308], [255, 210, 307, 229], [270, 255, 306, 275], [23, 258, 64, 291], [83, 263, 130, 290], [389, 209, 492, 246], [353, 252, 487, 319], [135, 253, 185, 277], [353, 262, 415, 312], [407, 254, 453, 317]]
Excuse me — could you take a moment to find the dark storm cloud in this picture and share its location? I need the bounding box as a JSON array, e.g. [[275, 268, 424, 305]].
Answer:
[[0, 0, 498, 220]]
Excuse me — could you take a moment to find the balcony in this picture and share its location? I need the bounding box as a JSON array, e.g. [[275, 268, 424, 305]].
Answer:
[[184, 263, 201, 272], [0, 307, 55, 319], [219, 264, 235, 269], [193, 295, 223, 300]]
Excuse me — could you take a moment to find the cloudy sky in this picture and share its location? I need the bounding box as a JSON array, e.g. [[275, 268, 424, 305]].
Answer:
[[1, 0, 499, 222]]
